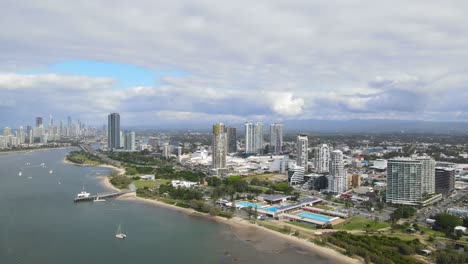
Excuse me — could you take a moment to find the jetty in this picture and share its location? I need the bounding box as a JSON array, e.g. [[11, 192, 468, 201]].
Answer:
[[74, 190, 134, 202]]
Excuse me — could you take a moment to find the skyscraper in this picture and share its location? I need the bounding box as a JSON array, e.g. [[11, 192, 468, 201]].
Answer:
[[315, 144, 330, 173], [226, 127, 237, 153], [36, 117, 43, 128], [296, 134, 308, 169], [328, 150, 347, 193], [269, 123, 283, 154], [244, 122, 263, 154], [212, 123, 227, 169], [124, 131, 136, 151], [107, 113, 120, 150], [386, 157, 436, 205]]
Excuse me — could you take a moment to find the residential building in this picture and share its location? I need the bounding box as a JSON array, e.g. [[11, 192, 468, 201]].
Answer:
[[314, 144, 330, 173], [124, 131, 136, 151], [328, 150, 347, 193], [269, 123, 283, 154], [296, 135, 308, 169], [226, 127, 237, 153], [212, 123, 227, 169], [386, 157, 436, 205], [245, 122, 263, 154], [288, 164, 305, 185], [107, 113, 120, 150]]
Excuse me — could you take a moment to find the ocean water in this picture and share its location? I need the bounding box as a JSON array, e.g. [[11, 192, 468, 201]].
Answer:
[[0, 148, 340, 264]]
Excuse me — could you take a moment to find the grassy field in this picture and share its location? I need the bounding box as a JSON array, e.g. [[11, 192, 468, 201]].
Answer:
[[243, 173, 287, 182], [134, 179, 170, 189], [66, 152, 101, 166], [313, 204, 333, 210], [335, 216, 390, 231], [288, 221, 317, 230]]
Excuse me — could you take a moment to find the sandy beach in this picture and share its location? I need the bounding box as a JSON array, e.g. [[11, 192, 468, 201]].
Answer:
[[111, 185, 361, 263]]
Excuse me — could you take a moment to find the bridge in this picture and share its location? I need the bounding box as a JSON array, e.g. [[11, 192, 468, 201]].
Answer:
[[74, 190, 134, 202]]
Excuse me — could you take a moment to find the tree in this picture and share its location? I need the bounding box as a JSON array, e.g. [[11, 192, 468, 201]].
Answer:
[[250, 177, 260, 186], [434, 213, 463, 234]]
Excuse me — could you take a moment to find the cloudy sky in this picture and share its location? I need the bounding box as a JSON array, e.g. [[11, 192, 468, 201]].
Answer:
[[1, 0, 468, 128]]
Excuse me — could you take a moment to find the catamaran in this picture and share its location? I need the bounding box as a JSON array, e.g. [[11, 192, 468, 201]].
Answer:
[[115, 224, 126, 239]]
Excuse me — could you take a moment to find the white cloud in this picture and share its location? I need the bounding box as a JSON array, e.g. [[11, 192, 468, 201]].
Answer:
[[1, 1, 468, 125]]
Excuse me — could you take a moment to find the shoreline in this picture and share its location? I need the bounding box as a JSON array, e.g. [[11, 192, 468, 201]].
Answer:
[[102, 176, 360, 263]]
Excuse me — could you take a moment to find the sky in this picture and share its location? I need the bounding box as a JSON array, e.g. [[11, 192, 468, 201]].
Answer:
[[1, 0, 468, 128]]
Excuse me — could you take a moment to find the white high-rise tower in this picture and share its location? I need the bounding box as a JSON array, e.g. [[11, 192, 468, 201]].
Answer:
[[296, 135, 308, 169], [315, 144, 330, 173], [328, 150, 346, 193], [270, 123, 283, 154]]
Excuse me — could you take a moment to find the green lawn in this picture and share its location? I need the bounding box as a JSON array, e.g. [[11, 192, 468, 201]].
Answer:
[[243, 173, 286, 182], [288, 221, 317, 230], [313, 204, 333, 210], [335, 216, 390, 231], [248, 185, 270, 192], [134, 179, 170, 189]]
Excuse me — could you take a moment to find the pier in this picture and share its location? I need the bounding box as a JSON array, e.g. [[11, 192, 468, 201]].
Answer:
[[74, 190, 134, 202]]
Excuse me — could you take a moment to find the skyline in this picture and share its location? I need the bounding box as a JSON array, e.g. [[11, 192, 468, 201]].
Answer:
[[2, 1, 468, 128]]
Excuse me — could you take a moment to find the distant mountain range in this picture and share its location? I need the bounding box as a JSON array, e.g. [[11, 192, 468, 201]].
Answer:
[[127, 119, 468, 134]]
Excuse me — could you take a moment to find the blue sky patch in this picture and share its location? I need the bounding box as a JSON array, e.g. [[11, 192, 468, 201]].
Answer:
[[21, 60, 185, 89]]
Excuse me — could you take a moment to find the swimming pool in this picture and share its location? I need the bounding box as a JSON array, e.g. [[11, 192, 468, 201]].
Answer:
[[297, 212, 332, 223], [236, 201, 264, 209], [265, 207, 277, 212]]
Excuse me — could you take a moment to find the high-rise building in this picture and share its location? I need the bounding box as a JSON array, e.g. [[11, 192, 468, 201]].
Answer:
[[18, 126, 25, 144], [435, 167, 455, 195], [226, 127, 237, 153], [124, 131, 136, 151], [386, 157, 436, 205], [269, 123, 283, 154], [315, 144, 330, 173], [67, 116, 72, 128], [148, 137, 159, 150], [212, 123, 227, 169], [3, 127, 11, 137], [244, 122, 263, 154], [48, 114, 53, 127], [328, 150, 347, 193], [296, 135, 308, 169], [163, 144, 170, 158], [107, 113, 120, 150], [36, 117, 43, 128]]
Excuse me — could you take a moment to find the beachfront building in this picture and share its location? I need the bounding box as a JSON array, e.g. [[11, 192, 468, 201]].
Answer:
[[386, 157, 437, 205], [226, 127, 237, 153], [212, 123, 227, 170]]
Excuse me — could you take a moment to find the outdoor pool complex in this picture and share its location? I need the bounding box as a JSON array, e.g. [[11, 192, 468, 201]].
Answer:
[[236, 201, 264, 209], [297, 212, 333, 223]]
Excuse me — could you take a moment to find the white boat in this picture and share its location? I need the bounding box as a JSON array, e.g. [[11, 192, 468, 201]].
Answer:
[[76, 186, 91, 198], [27, 176, 32, 179], [49, 170, 53, 174], [115, 224, 126, 239], [18, 172, 22, 176]]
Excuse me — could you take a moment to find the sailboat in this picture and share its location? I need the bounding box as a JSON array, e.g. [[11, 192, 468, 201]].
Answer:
[[115, 224, 127, 239]]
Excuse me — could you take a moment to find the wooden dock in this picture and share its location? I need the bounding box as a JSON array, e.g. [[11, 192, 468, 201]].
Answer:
[[74, 190, 134, 202]]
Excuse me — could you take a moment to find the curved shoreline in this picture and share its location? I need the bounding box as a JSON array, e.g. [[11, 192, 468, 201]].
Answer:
[[100, 177, 360, 263]]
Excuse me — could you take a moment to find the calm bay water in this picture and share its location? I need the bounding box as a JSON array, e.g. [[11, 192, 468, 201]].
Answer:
[[0, 148, 337, 264]]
